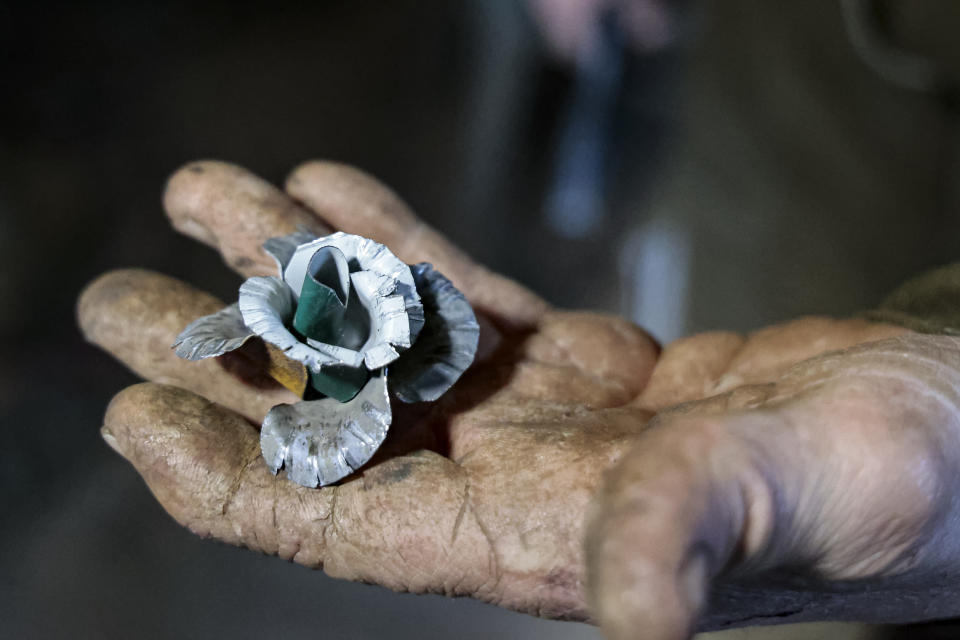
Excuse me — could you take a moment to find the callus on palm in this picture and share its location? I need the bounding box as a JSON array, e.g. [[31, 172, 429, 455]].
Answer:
[[172, 230, 479, 487]]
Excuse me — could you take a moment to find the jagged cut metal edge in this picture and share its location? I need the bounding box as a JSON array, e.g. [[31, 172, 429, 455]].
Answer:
[[172, 302, 255, 360], [261, 369, 391, 487], [263, 228, 320, 275], [238, 276, 364, 371], [351, 270, 410, 369], [390, 263, 479, 403], [283, 231, 425, 344]]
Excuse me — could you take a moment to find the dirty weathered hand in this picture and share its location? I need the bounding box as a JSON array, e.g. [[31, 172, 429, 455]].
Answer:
[[78, 161, 960, 639], [78, 160, 662, 620]]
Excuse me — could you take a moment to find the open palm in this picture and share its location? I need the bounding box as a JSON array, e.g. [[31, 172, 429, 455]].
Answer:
[[80, 161, 960, 639]]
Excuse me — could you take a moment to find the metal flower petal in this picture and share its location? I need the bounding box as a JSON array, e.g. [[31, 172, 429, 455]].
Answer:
[[260, 369, 391, 487], [351, 270, 411, 369], [173, 302, 255, 360], [237, 275, 364, 371], [282, 231, 425, 344], [390, 263, 480, 403]]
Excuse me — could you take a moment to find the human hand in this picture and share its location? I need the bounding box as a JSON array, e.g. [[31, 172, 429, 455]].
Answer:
[[78, 161, 958, 638], [77, 160, 661, 621]]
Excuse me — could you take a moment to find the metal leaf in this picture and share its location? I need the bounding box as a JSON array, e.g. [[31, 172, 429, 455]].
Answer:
[[391, 263, 479, 403], [260, 369, 391, 487], [172, 303, 255, 360]]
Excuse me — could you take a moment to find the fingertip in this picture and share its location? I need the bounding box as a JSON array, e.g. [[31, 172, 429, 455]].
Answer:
[[99, 423, 122, 456], [286, 159, 390, 196], [103, 381, 244, 457], [79, 268, 295, 422], [103, 382, 261, 524], [78, 268, 221, 345], [285, 159, 351, 192], [79, 268, 210, 345], [163, 159, 325, 275], [588, 513, 704, 640], [102, 382, 166, 462], [162, 160, 236, 246], [77, 269, 121, 342], [163, 160, 237, 209], [286, 159, 357, 195], [584, 418, 751, 640]]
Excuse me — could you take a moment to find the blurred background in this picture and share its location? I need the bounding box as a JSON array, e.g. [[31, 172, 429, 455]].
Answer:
[[3, 1, 960, 638]]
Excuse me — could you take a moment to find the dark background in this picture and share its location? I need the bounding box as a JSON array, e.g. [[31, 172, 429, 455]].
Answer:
[[3, 1, 960, 638]]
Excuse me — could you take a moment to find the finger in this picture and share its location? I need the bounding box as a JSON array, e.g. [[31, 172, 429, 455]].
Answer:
[[709, 317, 908, 394], [285, 160, 550, 328], [634, 318, 909, 412], [103, 382, 493, 595], [78, 269, 296, 422], [163, 160, 330, 277]]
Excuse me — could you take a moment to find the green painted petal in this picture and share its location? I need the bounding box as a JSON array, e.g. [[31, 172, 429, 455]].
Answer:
[[292, 247, 350, 344], [239, 276, 362, 371]]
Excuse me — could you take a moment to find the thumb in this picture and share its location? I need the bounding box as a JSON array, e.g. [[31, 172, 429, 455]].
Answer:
[[585, 415, 776, 640]]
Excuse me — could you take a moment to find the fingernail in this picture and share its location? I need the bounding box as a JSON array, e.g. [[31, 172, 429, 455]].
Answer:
[[101, 425, 123, 455], [175, 216, 217, 245]]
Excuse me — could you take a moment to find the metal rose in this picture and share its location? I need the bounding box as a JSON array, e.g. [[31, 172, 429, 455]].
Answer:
[[173, 230, 479, 487]]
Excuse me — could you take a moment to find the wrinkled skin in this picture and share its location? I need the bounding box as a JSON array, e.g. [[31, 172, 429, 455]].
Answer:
[[78, 161, 960, 640]]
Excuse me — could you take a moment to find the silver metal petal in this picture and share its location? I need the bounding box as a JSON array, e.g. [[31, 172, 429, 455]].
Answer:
[[283, 232, 425, 343], [172, 302, 255, 360], [351, 270, 412, 369], [238, 276, 363, 371], [391, 263, 479, 403], [261, 369, 391, 487], [262, 229, 319, 276]]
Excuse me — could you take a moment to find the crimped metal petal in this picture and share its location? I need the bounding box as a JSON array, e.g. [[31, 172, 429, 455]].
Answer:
[[351, 270, 412, 369], [284, 232, 425, 343], [261, 369, 391, 487], [172, 302, 254, 360], [238, 276, 363, 371], [391, 263, 479, 403], [262, 229, 319, 275]]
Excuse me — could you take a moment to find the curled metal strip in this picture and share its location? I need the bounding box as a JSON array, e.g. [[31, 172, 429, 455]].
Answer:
[[261, 369, 391, 487], [172, 303, 255, 360], [238, 276, 364, 371], [391, 263, 479, 403]]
